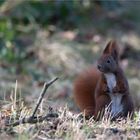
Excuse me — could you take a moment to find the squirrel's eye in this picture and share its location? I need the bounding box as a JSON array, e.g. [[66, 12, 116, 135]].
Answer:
[[107, 60, 110, 63]]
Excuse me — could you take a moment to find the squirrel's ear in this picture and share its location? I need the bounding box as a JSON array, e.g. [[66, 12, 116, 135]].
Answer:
[[103, 40, 119, 61], [103, 41, 113, 54], [110, 40, 119, 61]]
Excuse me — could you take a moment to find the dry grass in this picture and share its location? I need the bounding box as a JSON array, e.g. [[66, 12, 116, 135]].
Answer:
[[0, 83, 140, 140]]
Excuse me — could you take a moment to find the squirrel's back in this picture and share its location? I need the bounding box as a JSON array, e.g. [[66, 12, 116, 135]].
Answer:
[[74, 66, 100, 115]]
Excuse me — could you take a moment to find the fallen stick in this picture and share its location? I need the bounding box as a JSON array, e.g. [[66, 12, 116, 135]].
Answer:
[[6, 113, 58, 127]]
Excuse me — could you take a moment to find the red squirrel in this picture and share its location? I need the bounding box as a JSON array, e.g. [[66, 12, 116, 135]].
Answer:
[[74, 40, 134, 120]]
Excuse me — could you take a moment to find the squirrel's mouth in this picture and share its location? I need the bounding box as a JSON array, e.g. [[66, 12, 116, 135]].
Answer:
[[98, 68, 104, 72], [97, 65, 111, 73], [97, 65, 104, 72]]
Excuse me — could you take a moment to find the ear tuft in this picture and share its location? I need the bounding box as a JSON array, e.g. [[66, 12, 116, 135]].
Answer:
[[110, 40, 119, 61], [103, 40, 119, 62], [103, 41, 111, 54], [103, 40, 119, 60]]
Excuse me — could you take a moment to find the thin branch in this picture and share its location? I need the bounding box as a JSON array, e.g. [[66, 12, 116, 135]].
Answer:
[[6, 113, 58, 127], [31, 77, 59, 118]]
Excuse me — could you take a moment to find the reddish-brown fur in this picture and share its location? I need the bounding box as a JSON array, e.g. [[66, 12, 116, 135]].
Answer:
[[74, 67, 100, 116], [73, 40, 134, 120]]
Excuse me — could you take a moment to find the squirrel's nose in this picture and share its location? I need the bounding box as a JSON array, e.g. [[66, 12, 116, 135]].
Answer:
[[97, 65, 101, 70]]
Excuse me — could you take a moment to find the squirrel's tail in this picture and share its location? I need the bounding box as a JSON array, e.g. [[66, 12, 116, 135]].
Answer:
[[73, 66, 100, 116]]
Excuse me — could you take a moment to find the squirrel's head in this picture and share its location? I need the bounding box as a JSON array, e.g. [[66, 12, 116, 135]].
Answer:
[[97, 40, 119, 73]]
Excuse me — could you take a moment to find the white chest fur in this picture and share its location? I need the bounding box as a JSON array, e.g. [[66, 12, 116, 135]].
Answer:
[[105, 73, 116, 92], [105, 73, 123, 117]]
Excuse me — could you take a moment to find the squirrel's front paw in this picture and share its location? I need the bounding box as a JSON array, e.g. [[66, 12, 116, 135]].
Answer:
[[103, 85, 110, 93], [112, 86, 119, 93]]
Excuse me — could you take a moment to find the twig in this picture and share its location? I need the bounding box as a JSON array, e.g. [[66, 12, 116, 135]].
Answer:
[[31, 77, 59, 118], [6, 113, 58, 127]]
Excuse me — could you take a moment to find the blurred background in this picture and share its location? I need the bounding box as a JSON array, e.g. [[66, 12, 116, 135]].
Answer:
[[0, 0, 140, 112]]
